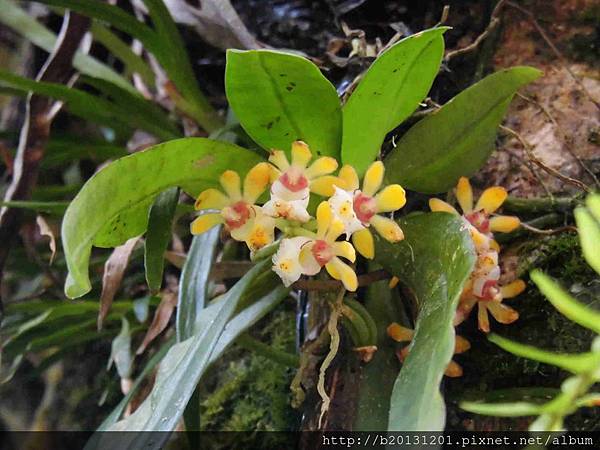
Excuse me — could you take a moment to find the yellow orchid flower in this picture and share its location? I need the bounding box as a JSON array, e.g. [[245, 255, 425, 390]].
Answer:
[[263, 140, 338, 222], [191, 163, 275, 253], [299, 202, 358, 291], [429, 176, 520, 243], [271, 202, 358, 291], [387, 323, 470, 377], [329, 161, 406, 259]]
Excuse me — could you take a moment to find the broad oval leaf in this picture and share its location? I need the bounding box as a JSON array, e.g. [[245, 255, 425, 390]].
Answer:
[[384, 66, 542, 193], [341, 27, 446, 175], [373, 212, 475, 431], [62, 138, 264, 299], [225, 49, 342, 158]]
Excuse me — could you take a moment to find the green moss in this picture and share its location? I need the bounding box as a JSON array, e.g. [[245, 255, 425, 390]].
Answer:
[[199, 305, 300, 435]]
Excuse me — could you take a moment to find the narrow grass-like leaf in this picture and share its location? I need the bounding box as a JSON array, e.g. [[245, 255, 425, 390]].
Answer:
[[176, 227, 221, 341], [342, 28, 446, 175], [530, 270, 600, 334], [100, 263, 281, 444], [489, 333, 600, 374], [0, 200, 68, 215], [62, 138, 264, 298], [384, 67, 542, 193], [373, 212, 476, 431], [574, 206, 600, 274], [226, 49, 342, 158], [460, 401, 543, 417], [145, 188, 179, 294], [0, 0, 134, 92], [91, 22, 155, 86], [0, 70, 178, 140]]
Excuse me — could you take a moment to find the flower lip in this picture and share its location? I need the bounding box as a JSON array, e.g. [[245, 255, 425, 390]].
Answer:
[[477, 279, 499, 301], [279, 167, 309, 192], [465, 210, 490, 233], [311, 239, 334, 266], [222, 201, 253, 229], [353, 192, 377, 223]]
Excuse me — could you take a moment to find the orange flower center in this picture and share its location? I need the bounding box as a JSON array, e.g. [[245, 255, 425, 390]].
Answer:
[[353, 192, 377, 223], [311, 239, 334, 266], [280, 167, 309, 192], [222, 201, 252, 229]]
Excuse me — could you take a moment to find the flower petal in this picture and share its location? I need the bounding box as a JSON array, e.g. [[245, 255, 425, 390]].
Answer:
[[500, 279, 526, 299], [299, 243, 321, 276], [454, 296, 477, 325], [370, 215, 404, 242], [310, 175, 339, 197], [477, 303, 490, 333], [243, 162, 271, 204], [272, 237, 310, 286], [306, 156, 338, 179], [325, 218, 346, 242], [375, 184, 406, 212], [328, 257, 358, 291], [243, 211, 275, 253], [338, 165, 360, 191], [219, 170, 242, 200], [268, 149, 289, 171], [332, 241, 356, 263], [363, 161, 384, 196], [351, 228, 374, 259], [291, 140, 312, 167], [454, 335, 471, 354], [328, 187, 365, 237], [316, 201, 333, 237], [490, 215, 520, 233], [490, 239, 500, 252], [444, 360, 463, 377], [263, 197, 310, 222], [456, 177, 473, 213], [190, 213, 223, 235], [475, 186, 508, 213], [486, 301, 519, 325], [387, 323, 413, 342], [194, 188, 229, 211], [429, 198, 459, 215]]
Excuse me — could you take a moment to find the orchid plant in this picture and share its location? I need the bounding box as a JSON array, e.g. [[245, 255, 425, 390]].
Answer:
[[52, 20, 543, 440]]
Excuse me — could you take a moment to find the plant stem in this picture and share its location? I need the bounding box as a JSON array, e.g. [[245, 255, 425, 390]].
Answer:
[[237, 333, 299, 367]]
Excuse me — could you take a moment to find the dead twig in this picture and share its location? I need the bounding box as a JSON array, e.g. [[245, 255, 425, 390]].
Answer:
[[0, 12, 90, 318], [445, 17, 500, 62], [520, 221, 577, 235], [499, 125, 591, 193]]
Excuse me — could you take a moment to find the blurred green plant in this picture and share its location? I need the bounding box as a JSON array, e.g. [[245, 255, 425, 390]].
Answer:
[[461, 194, 600, 431]]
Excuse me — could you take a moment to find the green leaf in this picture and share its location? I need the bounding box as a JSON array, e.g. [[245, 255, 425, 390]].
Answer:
[[0, 0, 135, 93], [176, 226, 221, 341], [574, 205, 600, 275], [144, 187, 179, 294], [90, 22, 155, 86], [373, 212, 476, 431], [62, 137, 264, 299], [353, 273, 404, 430], [225, 49, 342, 158], [91, 335, 175, 434], [101, 264, 286, 444], [488, 333, 600, 374], [341, 28, 446, 175], [530, 270, 600, 334], [460, 401, 543, 417], [0, 70, 178, 140], [384, 66, 542, 193], [0, 200, 68, 215]]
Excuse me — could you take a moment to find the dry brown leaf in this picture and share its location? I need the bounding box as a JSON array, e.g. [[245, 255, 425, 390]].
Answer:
[[36, 215, 57, 264], [98, 236, 140, 330], [136, 291, 177, 355]]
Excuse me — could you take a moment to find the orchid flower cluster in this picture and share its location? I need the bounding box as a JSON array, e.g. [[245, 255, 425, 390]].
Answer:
[[387, 177, 526, 377], [190, 141, 407, 292]]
